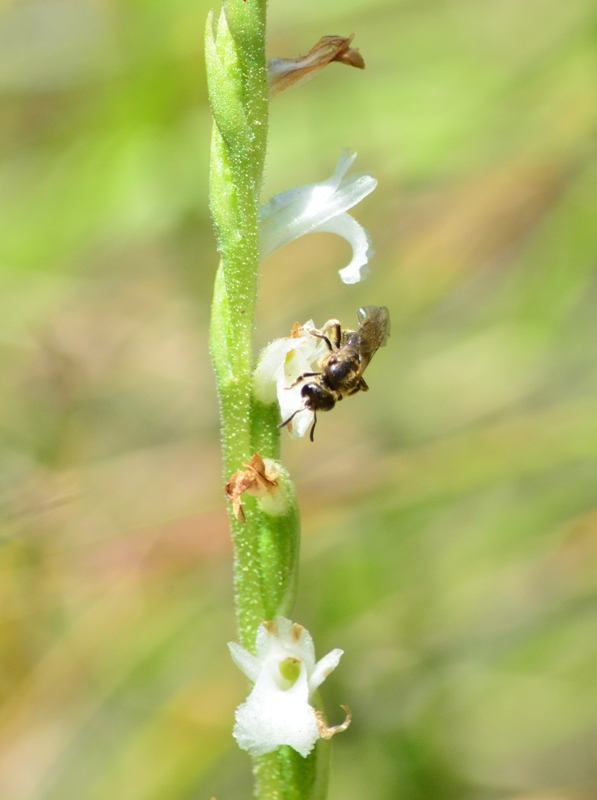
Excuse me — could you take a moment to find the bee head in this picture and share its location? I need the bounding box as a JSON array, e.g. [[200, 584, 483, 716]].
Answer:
[[301, 382, 336, 412]]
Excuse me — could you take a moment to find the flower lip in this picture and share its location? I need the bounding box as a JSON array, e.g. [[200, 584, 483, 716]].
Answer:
[[259, 150, 377, 284], [228, 617, 346, 757]]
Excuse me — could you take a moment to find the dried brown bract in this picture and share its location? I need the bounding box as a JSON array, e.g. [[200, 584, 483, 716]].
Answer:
[[225, 453, 280, 523], [268, 35, 364, 98], [315, 705, 352, 739]]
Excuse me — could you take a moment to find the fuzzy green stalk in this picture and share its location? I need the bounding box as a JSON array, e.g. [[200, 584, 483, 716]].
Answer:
[[206, 2, 330, 797], [205, 0, 273, 645]]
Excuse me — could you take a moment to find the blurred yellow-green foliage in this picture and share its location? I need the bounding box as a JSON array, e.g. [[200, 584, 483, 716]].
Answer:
[[2, 0, 597, 798]]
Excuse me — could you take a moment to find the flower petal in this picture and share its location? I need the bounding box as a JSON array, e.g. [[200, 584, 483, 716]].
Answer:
[[233, 664, 319, 757], [278, 347, 315, 438], [259, 150, 377, 267], [253, 337, 303, 404], [228, 642, 261, 683], [309, 648, 344, 695], [312, 212, 373, 284], [327, 148, 358, 191]]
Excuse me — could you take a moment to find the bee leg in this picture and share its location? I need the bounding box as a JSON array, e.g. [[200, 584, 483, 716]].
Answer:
[[321, 320, 342, 349], [305, 329, 334, 352], [343, 378, 368, 398], [286, 372, 321, 390], [305, 319, 342, 351], [309, 413, 318, 442]]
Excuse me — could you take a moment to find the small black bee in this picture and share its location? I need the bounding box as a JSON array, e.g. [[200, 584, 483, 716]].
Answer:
[[280, 305, 390, 441]]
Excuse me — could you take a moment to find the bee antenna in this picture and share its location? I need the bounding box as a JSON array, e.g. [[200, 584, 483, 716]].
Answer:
[[309, 413, 317, 442], [278, 407, 303, 429]]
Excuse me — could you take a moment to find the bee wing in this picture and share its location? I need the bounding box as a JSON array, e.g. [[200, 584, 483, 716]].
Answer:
[[355, 306, 391, 356]]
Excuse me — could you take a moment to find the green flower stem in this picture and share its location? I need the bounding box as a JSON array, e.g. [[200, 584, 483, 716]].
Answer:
[[206, 0, 272, 648], [254, 740, 331, 800], [206, 3, 329, 797]]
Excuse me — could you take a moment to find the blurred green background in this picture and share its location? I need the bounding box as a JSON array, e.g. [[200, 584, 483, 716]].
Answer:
[[2, 0, 597, 798]]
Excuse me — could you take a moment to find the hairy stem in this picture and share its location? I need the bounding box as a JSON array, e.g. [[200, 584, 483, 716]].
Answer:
[[206, 4, 327, 797], [206, 0, 269, 648]]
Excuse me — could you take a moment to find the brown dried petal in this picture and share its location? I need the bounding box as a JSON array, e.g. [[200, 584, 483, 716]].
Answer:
[[268, 35, 364, 98], [334, 47, 365, 69], [224, 471, 252, 523], [315, 705, 352, 740], [225, 453, 280, 523]]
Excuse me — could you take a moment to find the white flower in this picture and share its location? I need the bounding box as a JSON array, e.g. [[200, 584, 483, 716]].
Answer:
[[229, 617, 345, 757], [259, 150, 377, 284], [253, 321, 328, 439]]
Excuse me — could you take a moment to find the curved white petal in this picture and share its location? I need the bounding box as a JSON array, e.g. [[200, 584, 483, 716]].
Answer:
[[309, 648, 344, 695], [259, 156, 351, 226], [233, 664, 319, 757], [259, 173, 376, 257], [259, 150, 377, 285], [329, 149, 358, 188], [313, 212, 373, 284], [228, 642, 261, 683], [254, 337, 302, 404]]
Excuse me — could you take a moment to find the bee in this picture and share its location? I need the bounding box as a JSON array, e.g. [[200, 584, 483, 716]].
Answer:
[[280, 305, 390, 441]]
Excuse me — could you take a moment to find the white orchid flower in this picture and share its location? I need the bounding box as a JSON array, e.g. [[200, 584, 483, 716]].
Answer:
[[259, 150, 377, 284], [253, 321, 328, 439], [229, 617, 347, 757]]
